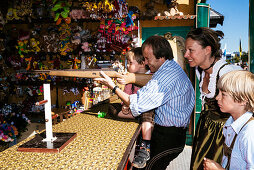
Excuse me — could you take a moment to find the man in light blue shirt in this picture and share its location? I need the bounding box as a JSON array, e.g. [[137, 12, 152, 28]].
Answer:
[[95, 35, 195, 169]]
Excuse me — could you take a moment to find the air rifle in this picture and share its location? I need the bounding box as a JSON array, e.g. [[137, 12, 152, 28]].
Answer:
[[32, 69, 123, 78], [49, 69, 124, 78], [32, 69, 152, 86]]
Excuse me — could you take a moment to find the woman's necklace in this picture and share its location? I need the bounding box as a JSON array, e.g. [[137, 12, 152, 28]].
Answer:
[[203, 58, 216, 71]]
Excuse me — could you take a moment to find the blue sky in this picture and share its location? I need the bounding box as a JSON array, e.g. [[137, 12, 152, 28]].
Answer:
[[207, 0, 249, 53]]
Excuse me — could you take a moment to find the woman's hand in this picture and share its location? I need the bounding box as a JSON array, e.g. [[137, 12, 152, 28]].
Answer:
[[94, 71, 116, 90], [203, 158, 225, 170]]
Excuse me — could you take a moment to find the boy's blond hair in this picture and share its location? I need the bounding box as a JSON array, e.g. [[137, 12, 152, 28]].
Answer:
[[217, 70, 254, 112]]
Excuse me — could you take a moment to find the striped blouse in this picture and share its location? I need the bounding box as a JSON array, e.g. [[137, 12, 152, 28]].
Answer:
[[129, 59, 195, 127]]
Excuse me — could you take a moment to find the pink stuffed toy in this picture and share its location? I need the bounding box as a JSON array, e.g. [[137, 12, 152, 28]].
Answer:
[[81, 42, 91, 52]]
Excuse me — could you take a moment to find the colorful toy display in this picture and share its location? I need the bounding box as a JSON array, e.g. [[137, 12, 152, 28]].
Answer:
[[0, 0, 141, 151]]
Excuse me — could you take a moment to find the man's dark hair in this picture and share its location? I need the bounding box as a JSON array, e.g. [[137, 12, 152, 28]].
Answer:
[[142, 35, 174, 60]]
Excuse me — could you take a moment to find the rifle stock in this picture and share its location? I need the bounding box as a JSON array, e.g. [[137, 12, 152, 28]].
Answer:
[[48, 69, 123, 78]]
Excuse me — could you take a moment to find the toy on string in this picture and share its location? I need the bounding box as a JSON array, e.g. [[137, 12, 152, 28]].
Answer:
[[59, 23, 72, 55], [15, 0, 33, 19], [32, 60, 39, 70], [25, 57, 33, 70], [38, 61, 44, 70], [42, 27, 60, 53], [125, 11, 135, 27], [70, 88, 79, 96], [67, 56, 81, 69], [37, 86, 43, 96], [29, 38, 41, 53], [81, 42, 91, 53], [0, 11, 5, 30], [38, 73, 47, 81], [7, 55, 22, 69], [6, 8, 20, 21], [80, 53, 86, 69], [70, 8, 86, 20], [164, 0, 183, 17], [52, 0, 71, 25], [87, 54, 97, 68], [71, 28, 90, 46], [16, 40, 29, 58], [62, 88, 70, 95]]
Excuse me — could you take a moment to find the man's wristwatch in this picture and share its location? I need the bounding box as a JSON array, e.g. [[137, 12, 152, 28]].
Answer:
[[112, 85, 119, 93]]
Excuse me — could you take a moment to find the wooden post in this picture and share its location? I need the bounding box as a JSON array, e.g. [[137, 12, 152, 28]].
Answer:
[[193, 3, 210, 135], [249, 0, 254, 73]]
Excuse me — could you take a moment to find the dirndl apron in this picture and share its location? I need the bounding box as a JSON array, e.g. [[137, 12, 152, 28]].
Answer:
[[190, 64, 229, 170]]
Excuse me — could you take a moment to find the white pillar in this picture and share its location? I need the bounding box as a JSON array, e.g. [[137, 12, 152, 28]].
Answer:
[[42, 83, 57, 142]]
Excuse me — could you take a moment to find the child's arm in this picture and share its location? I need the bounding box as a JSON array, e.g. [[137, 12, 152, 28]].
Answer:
[[94, 71, 130, 106], [117, 73, 152, 87], [203, 158, 225, 170]]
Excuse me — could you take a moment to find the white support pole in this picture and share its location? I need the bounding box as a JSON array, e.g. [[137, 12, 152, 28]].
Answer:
[[42, 83, 57, 142]]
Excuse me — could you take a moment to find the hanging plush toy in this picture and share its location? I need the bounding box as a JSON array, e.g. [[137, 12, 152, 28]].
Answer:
[[68, 56, 81, 69], [6, 8, 20, 21], [29, 38, 41, 53], [0, 11, 5, 30], [16, 40, 28, 58], [81, 42, 91, 52], [125, 11, 134, 27], [52, 0, 71, 25]]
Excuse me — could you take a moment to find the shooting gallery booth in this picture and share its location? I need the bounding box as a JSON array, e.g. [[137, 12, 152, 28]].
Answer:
[[0, 0, 224, 169]]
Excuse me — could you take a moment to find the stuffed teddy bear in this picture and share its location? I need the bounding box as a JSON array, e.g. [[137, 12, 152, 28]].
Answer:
[[164, 0, 183, 16], [142, 1, 158, 19]]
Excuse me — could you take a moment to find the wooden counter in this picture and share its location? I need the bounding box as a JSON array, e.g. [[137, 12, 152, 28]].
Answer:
[[0, 107, 140, 169]]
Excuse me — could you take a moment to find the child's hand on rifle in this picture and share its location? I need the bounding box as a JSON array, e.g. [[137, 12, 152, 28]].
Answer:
[[94, 71, 116, 90]]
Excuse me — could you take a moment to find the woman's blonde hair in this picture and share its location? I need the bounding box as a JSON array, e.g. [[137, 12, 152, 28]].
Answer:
[[217, 70, 254, 112]]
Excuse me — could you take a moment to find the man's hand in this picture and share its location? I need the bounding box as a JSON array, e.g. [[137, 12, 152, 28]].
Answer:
[[94, 71, 116, 90], [203, 158, 225, 170]]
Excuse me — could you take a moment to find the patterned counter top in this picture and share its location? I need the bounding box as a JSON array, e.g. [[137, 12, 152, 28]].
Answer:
[[0, 111, 140, 169]]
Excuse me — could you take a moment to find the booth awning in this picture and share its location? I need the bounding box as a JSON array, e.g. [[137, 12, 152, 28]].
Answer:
[[210, 8, 224, 28]]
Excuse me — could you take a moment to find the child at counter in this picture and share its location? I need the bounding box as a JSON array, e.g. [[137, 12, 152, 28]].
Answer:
[[108, 47, 154, 168], [203, 70, 254, 170]]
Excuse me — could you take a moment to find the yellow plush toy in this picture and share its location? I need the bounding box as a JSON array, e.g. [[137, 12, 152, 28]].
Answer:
[[29, 38, 41, 52]]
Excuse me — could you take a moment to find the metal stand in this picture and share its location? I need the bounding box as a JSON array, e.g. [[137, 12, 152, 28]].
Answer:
[[17, 83, 76, 153]]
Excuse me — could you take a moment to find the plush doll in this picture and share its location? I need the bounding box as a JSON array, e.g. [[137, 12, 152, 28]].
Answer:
[[70, 9, 86, 20], [72, 29, 88, 45], [16, 0, 33, 19], [29, 38, 41, 53], [81, 42, 91, 52], [52, 0, 71, 25], [142, 1, 158, 19], [0, 11, 5, 30], [68, 56, 81, 69], [80, 55, 86, 69], [164, 0, 183, 16], [25, 57, 32, 70], [6, 8, 20, 21], [16, 40, 28, 58], [125, 11, 134, 27], [32, 1, 46, 20]]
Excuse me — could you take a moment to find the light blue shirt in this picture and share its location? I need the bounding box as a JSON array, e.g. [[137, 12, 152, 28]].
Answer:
[[129, 59, 195, 127], [222, 112, 254, 170]]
